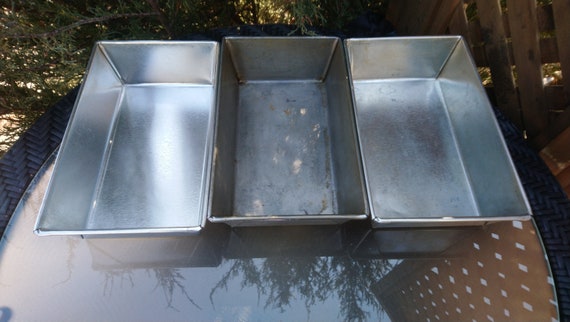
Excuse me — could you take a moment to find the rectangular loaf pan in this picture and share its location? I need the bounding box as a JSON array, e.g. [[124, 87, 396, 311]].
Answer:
[[34, 41, 219, 236], [208, 37, 368, 226], [345, 36, 531, 227]]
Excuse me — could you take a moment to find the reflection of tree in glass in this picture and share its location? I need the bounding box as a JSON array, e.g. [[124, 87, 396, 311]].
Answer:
[[211, 256, 393, 321], [330, 257, 392, 321], [152, 268, 201, 311], [100, 268, 199, 311], [103, 269, 135, 296], [53, 237, 79, 286]]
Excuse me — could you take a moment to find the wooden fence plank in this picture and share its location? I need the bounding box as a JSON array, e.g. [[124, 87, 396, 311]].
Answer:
[[545, 85, 569, 110], [539, 37, 559, 64], [468, 18, 483, 45], [552, 0, 570, 110], [419, 0, 445, 35], [537, 4, 556, 32], [506, 0, 548, 138], [471, 37, 559, 66], [427, 0, 461, 35], [476, 0, 522, 128], [502, 4, 556, 37], [448, 2, 471, 43]]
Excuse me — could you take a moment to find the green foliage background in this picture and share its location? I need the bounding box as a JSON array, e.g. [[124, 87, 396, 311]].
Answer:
[[0, 0, 387, 156]]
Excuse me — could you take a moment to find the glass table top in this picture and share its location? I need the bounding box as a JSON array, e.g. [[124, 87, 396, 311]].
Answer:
[[0, 153, 558, 321]]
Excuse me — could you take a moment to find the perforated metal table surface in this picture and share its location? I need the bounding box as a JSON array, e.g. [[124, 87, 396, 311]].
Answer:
[[0, 25, 569, 321]]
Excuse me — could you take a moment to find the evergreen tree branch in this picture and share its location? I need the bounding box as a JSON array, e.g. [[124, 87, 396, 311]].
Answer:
[[4, 12, 158, 39], [146, 0, 173, 38]]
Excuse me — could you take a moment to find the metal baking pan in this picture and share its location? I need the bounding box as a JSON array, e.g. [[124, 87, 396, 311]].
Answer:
[[34, 41, 219, 236], [208, 37, 368, 226], [345, 36, 531, 227]]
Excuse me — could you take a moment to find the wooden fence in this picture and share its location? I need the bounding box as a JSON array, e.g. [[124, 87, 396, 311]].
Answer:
[[386, 0, 570, 196]]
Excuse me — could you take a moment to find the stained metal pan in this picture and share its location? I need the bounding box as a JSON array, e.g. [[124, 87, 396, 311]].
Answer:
[[345, 36, 531, 227], [34, 41, 219, 236], [208, 37, 368, 226]]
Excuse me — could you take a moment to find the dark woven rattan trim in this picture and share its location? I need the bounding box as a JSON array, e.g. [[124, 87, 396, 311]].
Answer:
[[0, 87, 78, 237], [0, 24, 568, 318]]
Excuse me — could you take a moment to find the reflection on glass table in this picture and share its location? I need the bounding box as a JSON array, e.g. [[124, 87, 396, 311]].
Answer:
[[0, 153, 558, 321]]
